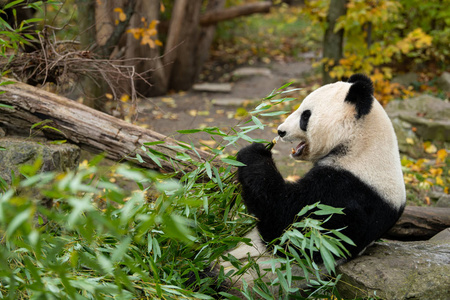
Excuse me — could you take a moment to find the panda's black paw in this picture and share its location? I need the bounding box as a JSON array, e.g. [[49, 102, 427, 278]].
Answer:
[[236, 143, 272, 166]]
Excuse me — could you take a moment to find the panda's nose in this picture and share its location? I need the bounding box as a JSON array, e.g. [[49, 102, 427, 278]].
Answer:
[[278, 130, 286, 138]]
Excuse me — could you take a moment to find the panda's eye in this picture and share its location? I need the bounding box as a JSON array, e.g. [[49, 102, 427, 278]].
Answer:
[[300, 110, 311, 131]]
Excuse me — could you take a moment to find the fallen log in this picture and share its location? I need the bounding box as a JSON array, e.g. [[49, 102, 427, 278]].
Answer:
[[199, 1, 271, 26], [384, 206, 450, 241], [0, 81, 215, 174]]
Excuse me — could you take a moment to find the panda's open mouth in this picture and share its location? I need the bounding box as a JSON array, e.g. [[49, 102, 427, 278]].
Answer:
[[291, 141, 307, 157]]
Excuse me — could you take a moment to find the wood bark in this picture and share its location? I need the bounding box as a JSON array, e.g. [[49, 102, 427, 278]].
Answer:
[[124, 0, 166, 96], [194, 0, 227, 81], [76, 0, 102, 109], [0, 82, 215, 174], [168, 0, 203, 91], [97, 0, 136, 59], [199, 1, 272, 26], [384, 206, 450, 241], [161, 0, 189, 92], [322, 0, 347, 84]]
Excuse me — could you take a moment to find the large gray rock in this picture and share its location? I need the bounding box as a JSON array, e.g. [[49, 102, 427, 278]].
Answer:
[[392, 72, 419, 87], [436, 195, 450, 208], [231, 67, 272, 78], [337, 231, 450, 300], [437, 72, 450, 92], [192, 83, 232, 93], [0, 137, 80, 183], [386, 95, 450, 142]]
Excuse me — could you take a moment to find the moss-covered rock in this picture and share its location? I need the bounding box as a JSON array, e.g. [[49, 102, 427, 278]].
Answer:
[[337, 231, 450, 299], [0, 137, 80, 183]]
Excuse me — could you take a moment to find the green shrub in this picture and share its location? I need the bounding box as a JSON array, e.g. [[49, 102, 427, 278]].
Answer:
[[0, 84, 351, 299]]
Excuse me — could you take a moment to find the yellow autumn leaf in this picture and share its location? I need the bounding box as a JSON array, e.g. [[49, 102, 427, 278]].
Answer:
[[199, 139, 216, 147], [406, 137, 415, 145], [160, 2, 165, 12], [286, 175, 300, 182], [127, 28, 143, 40], [120, 94, 130, 102], [119, 12, 126, 22], [429, 167, 443, 177], [436, 149, 448, 164], [198, 110, 210, 116], [114, 7, 126, 22], [145, 28, 157, 37], [424, 143, 437, 154], [55, 172, 67, 181], [161, 97, 174, 104], [105, 93, 113, 100], [149, 19, 159, 30], [436, 176, 444, 186], [141, 35, 156, 48]]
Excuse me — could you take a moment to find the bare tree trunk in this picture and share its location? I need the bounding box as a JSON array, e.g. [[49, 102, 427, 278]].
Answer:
[[194, 0, 227, 81], [199, 1, 271, 26], [168, 0, 203, 91], [0, 82, 215, 174], [322, 0, 347, 84], [76, 0, 102, 109], [96, 0, 136, 58], [125, 0, 166, 96], [160, 0, 189, 93]]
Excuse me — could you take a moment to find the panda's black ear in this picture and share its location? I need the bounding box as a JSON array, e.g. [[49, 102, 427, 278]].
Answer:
[[345, 74, 374, 119]]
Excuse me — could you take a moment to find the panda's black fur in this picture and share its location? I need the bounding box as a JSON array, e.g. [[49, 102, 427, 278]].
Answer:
[[236, 74, 405, 261], [237, 144, 400, 259]]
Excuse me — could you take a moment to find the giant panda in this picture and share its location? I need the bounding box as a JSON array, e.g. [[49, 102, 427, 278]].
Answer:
[[218, 74, 406, 294]]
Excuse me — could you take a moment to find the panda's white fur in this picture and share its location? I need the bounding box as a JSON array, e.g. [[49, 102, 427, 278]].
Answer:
[[277, 80, 405, 209], [214, 74, 406, 296]]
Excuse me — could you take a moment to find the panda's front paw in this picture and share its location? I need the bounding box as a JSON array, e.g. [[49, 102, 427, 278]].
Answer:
[[236, 143, 272, 166]]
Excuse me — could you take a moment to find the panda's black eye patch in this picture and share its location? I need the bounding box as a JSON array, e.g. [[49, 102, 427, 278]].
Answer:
[[300, 110, 311, 131]]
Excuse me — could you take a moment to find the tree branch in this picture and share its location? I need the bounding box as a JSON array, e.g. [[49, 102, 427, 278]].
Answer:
[[0, 81, 216, 174], [199, 1, 272, 26]]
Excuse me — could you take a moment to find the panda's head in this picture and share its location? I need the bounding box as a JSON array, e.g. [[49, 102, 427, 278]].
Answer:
[[277, 74, 374, 162]]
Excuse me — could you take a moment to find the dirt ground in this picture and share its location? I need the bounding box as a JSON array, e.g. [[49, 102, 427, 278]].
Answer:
[[135, 60, 316, 177]]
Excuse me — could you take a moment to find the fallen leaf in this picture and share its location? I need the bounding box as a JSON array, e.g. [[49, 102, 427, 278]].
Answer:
[[198, 111, 210, 116], [436, 149, 448, 164], [406, 137, 415, 145], [286, 175, 300, 182], [120, 94, 130, 102], [199, 139, 216, 147], [423, 142, 437, 154]]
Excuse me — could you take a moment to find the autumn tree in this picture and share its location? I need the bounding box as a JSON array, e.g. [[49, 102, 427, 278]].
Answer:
[[77, 0, 271, 98]]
